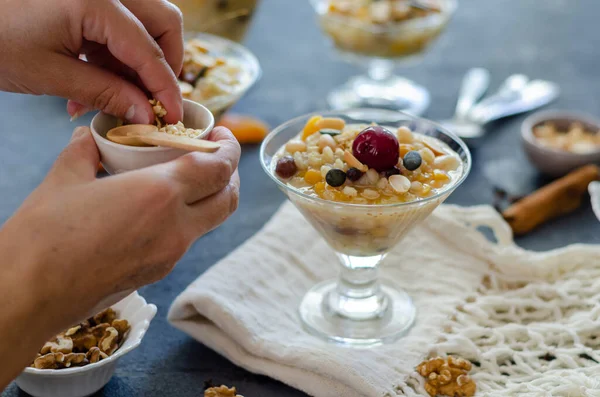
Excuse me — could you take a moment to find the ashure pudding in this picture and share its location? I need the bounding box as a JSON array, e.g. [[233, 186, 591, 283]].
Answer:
[[274, 116, 462, 204], [179, 38, 245, 107], [262, 109, 470, 345], [272, 115, 463, 255]]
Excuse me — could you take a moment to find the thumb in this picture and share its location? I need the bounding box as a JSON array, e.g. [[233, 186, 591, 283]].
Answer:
[[50, 127, 101, 184]]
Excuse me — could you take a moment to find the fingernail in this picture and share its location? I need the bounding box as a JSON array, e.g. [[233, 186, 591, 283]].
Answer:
[[67, 101, 91, 121], [71, 126, 87, 141], [125, 105, 136, 122], [70, 111, 83, 122]]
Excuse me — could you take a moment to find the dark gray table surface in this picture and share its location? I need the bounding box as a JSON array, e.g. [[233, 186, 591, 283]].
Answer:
[[2, 0, 600, 396]]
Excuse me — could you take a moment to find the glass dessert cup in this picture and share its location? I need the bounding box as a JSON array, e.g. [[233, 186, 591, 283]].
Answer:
[[180, 33, 261, 122], [310, 0, 456, 115], [170, 0, 261, 43], [260, 109, 471, 346]]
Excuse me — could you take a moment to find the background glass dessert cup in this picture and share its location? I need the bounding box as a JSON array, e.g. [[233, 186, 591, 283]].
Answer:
[[260, 109, 471, 346], [309, 0, 457, 115], [170, 0, 261, 43], [179, 33, 261, 122]]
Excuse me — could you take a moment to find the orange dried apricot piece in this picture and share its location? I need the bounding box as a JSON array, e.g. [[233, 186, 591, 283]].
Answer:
[[217, 114, 269, 144], [399, 144, 414, 158], [301, 116, 323, 141], [314, 182, 326, 196], [304, 169, 323, 184]]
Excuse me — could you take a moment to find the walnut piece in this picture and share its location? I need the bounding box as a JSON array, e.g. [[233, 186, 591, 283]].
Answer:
[[86, 347, 109, 363], [41, 335, 73, 355], [99, 327, 119, 355], [417, 356, 476, 397], [93, 308, 117, 326], [32, 308, 129, 370], [205, 385, 244, 397]]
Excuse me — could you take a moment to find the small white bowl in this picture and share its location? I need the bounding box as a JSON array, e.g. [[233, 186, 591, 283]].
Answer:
[[91, 99, 215, 175], [522, 110, 600, 177], [16, 292, 157, 397]]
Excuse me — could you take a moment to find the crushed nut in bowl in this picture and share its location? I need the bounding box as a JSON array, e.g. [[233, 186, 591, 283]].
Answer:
[[91, 99, 215, 174], [16, 292, 157, 397], [31, 308, 129, 370], [521, 110, 600, 177], [533, 120, 600, 154]]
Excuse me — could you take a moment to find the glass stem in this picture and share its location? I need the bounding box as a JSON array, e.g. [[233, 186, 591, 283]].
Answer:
[[328, 254, 388, 321], [367, 59, 395, 81]]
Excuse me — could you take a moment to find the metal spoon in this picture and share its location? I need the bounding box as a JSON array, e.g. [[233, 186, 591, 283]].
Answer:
[[438, 68, 490, 137], [442, 76, 559, 139]]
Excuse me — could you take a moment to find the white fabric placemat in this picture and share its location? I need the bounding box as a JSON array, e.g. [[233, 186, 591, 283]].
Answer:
[[168, 201, 600, 397]]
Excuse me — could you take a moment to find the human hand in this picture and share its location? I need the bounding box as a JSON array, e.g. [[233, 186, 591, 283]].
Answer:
[[0, 0, 184, 124], [0, 126, 239, 380]]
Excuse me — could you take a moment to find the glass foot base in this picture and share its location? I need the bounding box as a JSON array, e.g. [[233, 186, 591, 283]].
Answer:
[[299, 279, 416, 347], [327, 75, 430, 116]]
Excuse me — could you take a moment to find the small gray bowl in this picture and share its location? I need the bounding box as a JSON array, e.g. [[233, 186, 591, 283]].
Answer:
[[521, 110, 600, 177]]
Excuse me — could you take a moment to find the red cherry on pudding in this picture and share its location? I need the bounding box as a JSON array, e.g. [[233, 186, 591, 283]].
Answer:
[[352, 126, 399, 171]]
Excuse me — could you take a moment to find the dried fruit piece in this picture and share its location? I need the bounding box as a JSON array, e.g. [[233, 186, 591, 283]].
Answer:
[[315, 117, 345, 131], [301, 116, 323, 140], [403, 151, 422, 171], [352, 126, 400, 171], [275, 156, 298, 179], [217, 114, 269, 144], [326, 169, 347, 187], [346, 167, 364, 182], [304, 169, 323, 184]]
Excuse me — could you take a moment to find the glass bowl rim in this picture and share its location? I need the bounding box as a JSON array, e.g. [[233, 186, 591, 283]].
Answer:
[[182, 32, 262, 110], [260, 108, 472, 210], [309, 0, 457, 34]]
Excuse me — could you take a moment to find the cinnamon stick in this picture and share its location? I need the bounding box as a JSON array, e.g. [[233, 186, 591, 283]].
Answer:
[[502, 164, 600, 235]]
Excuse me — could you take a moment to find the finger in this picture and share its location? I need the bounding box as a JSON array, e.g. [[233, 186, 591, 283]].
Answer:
[[47, 55, 154, 124], [83, 0, 183, 123], [49, 127, 100, 184], [120, 0, 185, 77], [67, 101, 92, 121], [184, 169, 240, 238]]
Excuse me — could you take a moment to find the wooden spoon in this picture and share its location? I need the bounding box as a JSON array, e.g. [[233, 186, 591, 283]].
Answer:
[[136, 131, 220, 153], [106, 124, 220, 153], [106, 124, 157, 147]]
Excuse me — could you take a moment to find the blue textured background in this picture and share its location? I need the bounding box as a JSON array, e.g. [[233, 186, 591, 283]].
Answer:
[[2, 0, 599, 396]]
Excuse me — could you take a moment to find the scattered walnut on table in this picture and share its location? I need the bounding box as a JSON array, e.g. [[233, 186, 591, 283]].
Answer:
[[31, 308, 130, 370], [417, 356, 476, 397], [204, 385, 244, 397]]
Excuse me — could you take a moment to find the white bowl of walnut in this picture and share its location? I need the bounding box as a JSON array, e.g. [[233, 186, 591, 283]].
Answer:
[[15, 292, 157, 397]]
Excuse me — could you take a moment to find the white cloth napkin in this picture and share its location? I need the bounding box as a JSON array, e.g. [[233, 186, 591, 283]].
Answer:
[[168, 201, 600, 397]]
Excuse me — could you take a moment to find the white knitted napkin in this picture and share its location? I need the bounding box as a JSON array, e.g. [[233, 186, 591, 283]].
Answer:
[[168, 201, 600, 397]]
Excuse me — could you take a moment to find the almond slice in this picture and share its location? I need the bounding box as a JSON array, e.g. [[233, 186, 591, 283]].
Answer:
[[421, 136, 446, 156], [343, 150, 367, 172], [389, 175, 411, 193]]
